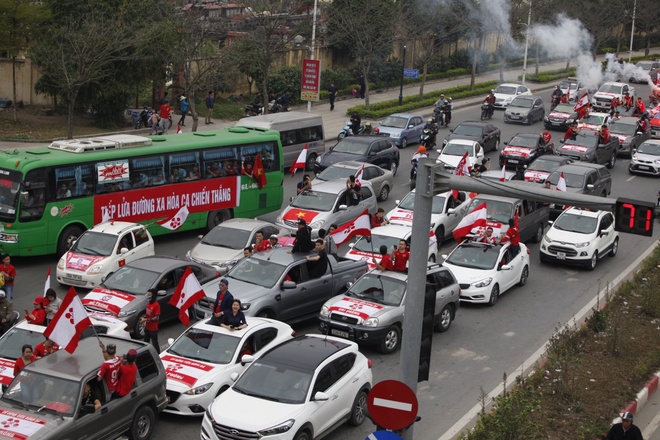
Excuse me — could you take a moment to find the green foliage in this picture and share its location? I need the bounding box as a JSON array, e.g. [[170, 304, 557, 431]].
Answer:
[[268, 66, 303, 99], [517, 68, 577, 83]]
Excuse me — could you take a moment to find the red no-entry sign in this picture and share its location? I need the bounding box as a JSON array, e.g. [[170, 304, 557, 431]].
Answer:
[[367, 380, 419, 431]]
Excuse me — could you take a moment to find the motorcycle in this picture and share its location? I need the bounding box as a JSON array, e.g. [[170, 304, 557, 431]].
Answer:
[[244, 103, 263, 117], [420, 127, 437, 149], [480, 102, 493, 120], [337, 121, 365, 141], [268, 100, 283, 114], [135, 107, 152, 129], [550, 95, 561, 109], [434, 107, 451, 127]]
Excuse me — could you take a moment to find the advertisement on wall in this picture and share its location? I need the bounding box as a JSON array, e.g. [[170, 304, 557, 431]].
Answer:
[[301, 59, 321, 102]]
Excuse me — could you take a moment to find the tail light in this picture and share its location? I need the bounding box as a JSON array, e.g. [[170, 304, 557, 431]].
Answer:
[[291, 331, 296, 337], [526, 247, 530, 254], [367, 359, 373, 369], [215, 272, 220, 278]]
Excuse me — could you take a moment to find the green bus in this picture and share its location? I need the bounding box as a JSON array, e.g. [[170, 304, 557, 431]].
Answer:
[[0, 127, 284, 256]]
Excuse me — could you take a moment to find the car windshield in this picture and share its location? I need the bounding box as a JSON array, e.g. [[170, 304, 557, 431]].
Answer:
[[637, 142, 660, 155], [0, 327, 47, 360], [597, 84, 622, 94], [201, 226, 251, 249], [102, 266, 160, 295], [3, 371, 80, 417], [559, 80, 578, 90], [608, 121, 637, 136], [316, 165, 358, 181], [69, 231, 117, 257], [468, 198, 513, 223], [494, 86, 516, 95], [380, 116, 408, 129], [510, 98, 533, 108], [562, 134, 597, 148], [168, 327, 240, 364], [228, 258, 285, 288], [290, 190, 337, 211], [396, 192, 446, 214], [0, 169, 22, 223], [528, 158, 564, 173], [547, 171, 584, 188], [353, 234, 403, 254], [332, 140, 369, 155], [345, 273, 406, 306], [580, 114, 604, 125], [552, 104, 575, 114], [636, 61, 654, 70], [443, 142, 474, 156], [553, 212, 598, 234], [446, 243, 502, 270], [233, 359, 313, 404], [508, 136, 538, 148], [452, 125, 482, 137]]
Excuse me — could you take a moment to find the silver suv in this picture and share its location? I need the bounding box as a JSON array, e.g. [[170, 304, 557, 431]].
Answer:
[[0, 336, 167, 440]]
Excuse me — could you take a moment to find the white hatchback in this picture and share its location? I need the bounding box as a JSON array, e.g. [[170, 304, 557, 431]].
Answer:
[[492, 83, 532, 108], [436, 139, 484, 171], [540, 208, 619, 270], [161, 317, 295, 416], [56, 221, 154, 288]]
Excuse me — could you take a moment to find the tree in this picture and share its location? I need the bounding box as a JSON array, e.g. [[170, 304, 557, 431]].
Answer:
[[326, 0, 398, 109], [0, 0, 49, 122]]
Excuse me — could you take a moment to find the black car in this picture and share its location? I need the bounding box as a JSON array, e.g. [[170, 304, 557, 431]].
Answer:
[[546, 163, 613, 219], [543, 103, 578, 131], [443, 121, 501, 153], [524, 155, 573, 183], [557, 130, 618, 169], [499, 133, 550, 169], [314, 135, 400, 175], [608, 116, 650, 157]]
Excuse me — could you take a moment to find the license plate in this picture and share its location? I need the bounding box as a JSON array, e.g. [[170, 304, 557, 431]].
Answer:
[[550, 122, 560, 125], [65, 274, 82, 280], [556, 252, 566, 260], [331, 329, 349, 338], [508, 159, 519, 163], [509, 116, 521, 120], [638, 166, 650, 170]]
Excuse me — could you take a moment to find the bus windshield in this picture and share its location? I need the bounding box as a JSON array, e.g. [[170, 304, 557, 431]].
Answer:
[[0, 169, 22, 222]]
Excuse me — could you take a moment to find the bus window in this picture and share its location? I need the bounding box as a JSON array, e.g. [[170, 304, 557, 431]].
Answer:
[[203, 148, 238, 179], [169, 152, 200, 183], [54, 164, 94, 198], [130, 156, 164, 188], [240, 144, 277, 173]]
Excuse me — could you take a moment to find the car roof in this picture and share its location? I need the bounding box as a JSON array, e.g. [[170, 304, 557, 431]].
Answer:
[[555, 163, 607, 173], [561, 207, 604, 218], [512, 94, 541, 100], [641, 139, 660, 145], [470, 193, 520, 203], [498, 83, 524, 87], [211, 218, 277, 232], [89, 221, 145, 235], [532, 155, 572, 163], [609, 116, 639, 125], [309, 178, 373, 192], [259, 335, 351, 370], [586, 112, 610, 118], [339, 135, 390, 144], [371, 224, 415, 238], [511, 133, 540, 139], [128, 255, 196, 272], [26, 335, 149, 381], [244, 246, 313, 264], [388, 113, 422, 118], [369, 263, 444, 281], [455, 121, 491, 127], [323, 161, 381, 170], [191, 316, 284, 335], [445, 139, 478, 146], [457, 241, 506, 251]]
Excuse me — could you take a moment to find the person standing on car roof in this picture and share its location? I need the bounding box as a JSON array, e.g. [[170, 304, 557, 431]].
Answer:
[[98, 342, 122, 395], [291, 218, 314, 253], [114, 349, 138, 399], [392, 239, 410, 272], [140, 289, 160, 353], [209, 279, 234, 325]]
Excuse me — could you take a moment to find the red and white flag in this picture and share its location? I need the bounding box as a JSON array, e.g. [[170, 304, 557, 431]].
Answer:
[[44, 287, 92, 354], [43, 267, 51, 297], [169, 267, 205, 326], [556, 172, 567, 192], [354, 164, 365, 186], [452, 202, 488, 242], [330, 210, 371, 245], [157, 205, 189, 230], [177, 125, 183, 134], [289, 144, 308, 177], [451, 152, 471, 199], [574, 92, 589, 112], [499, 161, 507, 182]]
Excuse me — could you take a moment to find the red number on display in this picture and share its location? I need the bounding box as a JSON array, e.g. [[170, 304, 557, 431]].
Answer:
[[644, 208, 652, 231], [622, 203, 635, 229]]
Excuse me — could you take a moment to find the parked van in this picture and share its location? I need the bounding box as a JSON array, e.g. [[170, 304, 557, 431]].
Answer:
[[236, 111, 325, 170]]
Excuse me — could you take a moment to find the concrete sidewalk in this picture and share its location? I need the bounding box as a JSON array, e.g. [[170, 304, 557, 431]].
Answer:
[[0, 47, 655, 150]]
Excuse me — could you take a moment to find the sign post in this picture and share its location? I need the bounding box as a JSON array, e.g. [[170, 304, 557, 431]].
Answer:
[[301, 59, 321, 103], [367, 380, 419, 431]]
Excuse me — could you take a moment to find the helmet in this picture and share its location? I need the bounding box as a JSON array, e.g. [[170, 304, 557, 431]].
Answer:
[[427, 118, 433, 123], [490, 89, 495, 93], [366, 122, 371, 127], [448, 97, 453, 101], [444, 100, 449, 105], [440, 94, 445, 97], [374, 127, 380, 133]]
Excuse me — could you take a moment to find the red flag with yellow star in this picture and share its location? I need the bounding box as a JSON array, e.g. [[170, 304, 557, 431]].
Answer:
[[254, 153, 267, 189]]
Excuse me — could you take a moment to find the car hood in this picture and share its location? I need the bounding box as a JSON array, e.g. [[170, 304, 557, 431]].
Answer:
[[343, 248, 377, 269], [323, 295, 388, 322], [444, 133, 480, 144], [471, 220, 506, 237], [0, 358, 15, 386], [494, 93, 515, 102], [386, 208, 414, 225], [319, 151, 364, 167], [559, 143, 590, 154], [547, 110, 571, 119], [82, 287, 138, 316], [439, 154, 478, 168], [376, 125, 402, 136], [190, 244, 243, 266], [279, 206, 324, 226], [161, 353, 225, 391], [502, 146, 533, 158], [64, 252, 108, 272], [633, 152, 660, 162], [442, 262, 494, 284], [593, 91, 618, 99], [211, 388, 306, 431], [505, 107, 531, 115], [202, 277, 280, 308], [524, 169, 551, 182], [545, 227, 594, 244], [610, 132, 630, 144], [0, 407, 66, 439]]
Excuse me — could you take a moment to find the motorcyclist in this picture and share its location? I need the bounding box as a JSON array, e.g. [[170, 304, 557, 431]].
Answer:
[[551, 85, 563, 107], [438, 100, 451, 126], [483, 91, 496, 118], [410, 146, 429, 182], [540, 129, 555, 154], [363, 121, 373, 135], [434, 94, 446, 108], [350, 111, 362, 135], [422, 118, 438, 147], [277, 91, 291, 111], [446, 97, 454, 124]]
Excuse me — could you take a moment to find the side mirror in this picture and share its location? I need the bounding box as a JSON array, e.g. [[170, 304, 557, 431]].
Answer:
[[348, 243, 355, 249], [289, 196, 295, 203], [313, 391, 330, 402], [167, 338, 174, 345], [560, 139, 565, 144], [120, 247, 128, 254], [395, 200, 400, 204], [447, 208, 457, 215], [158, 289, 167, 296], [548, 220, 554, 225], [81, 403, 96, 415], [408, 124, 414, 129], [230, 372, 240, 382], [282, 280, 296, 289], [441, 254, 448, 260], [240, 354, 254, 366], [500, 264, 512, 271], [599, 230, 608, 237], [338, 204, 348, 211], [587, 184, 595, 190], [197, 235, 204, 241], [632, 148, 637, 154]]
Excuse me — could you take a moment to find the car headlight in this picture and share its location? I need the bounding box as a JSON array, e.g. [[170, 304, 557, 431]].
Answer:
[[575, 241, 590, 248], [310, 220, 325, 229], [241, 302, 251, 311], [57, 257, 65, 270], [258, 419, 295, 436], [364, 317, 379, 327], [205, 406, 215, 423], [276, 215, 283, 223], [393, 131, 401, 138], [118, 309, 137, 318], [472, 277, 493, 288], [632, 155, 638, 161], [184, 383, 213, 395], [567, 118, 575, 124], [320, 305, 330, 317], [87, 264, 103, 275], [654, 159, 660, 164], [185, 250, 191, 261], [316, 156, 321, 163], [220, 259, 238, 267], [543, 236, 553, 244]]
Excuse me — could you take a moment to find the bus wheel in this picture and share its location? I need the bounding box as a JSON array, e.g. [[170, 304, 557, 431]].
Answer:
[[57, 225, 83, 257], [306, 153, 317, 171], [207, 210, 231, 231]]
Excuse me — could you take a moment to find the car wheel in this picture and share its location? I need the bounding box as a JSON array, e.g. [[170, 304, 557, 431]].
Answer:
[[609, 237, 619, 257], [428, 254, 436, 263], [607, 152, 616, 169], [495, 138, 500, 151], [401, 138, 408, 149], [434, 304, 453, 332], [133, 312, 146, 338], [57, 224, 84, 257], [518, 265, 529, 286], [206, 209, 231, 231], [257, 309, 275, 319], [306, 153, 317, 171], [435, 226, 445, 249], [488, 284, 500, 307], [128, 406, 155, 440], [532, 224, 543, 243], [526, 116, 531, 125], [588, 251, 598, 271], [390, 161, 398, 176], [378, 185, 390, 202], [348, 389, 369, 426], [293, 429, 312, 440], [379, 325, 401, 354]]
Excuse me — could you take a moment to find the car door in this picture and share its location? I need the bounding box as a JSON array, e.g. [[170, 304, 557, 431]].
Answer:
[[156, 268, 182, 322], [410, 116, 424, 142], [598, 213, 616, 252], [497, 246, 520, 292], [359, 186, 378, 215], [430, 270, 458, 315], [278, 262, 332, 321], [534, 98, 545, 120], [483, 125, 498, 152], [584, 171, 599, 195]]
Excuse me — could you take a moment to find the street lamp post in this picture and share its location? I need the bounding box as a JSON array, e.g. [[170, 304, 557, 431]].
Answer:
[[628, 0, 637, 63], [399, 45, 407, 106], [307, 0, 319, 113], [521, 0, 532, 85]]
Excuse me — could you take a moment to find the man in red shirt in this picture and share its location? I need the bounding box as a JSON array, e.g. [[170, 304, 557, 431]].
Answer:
[[597, 124, 611, 144], [564, 121, 580, 141], [34, 337, 58, 358], [114, 349, 138, 398], [500, 219, 521, 256], [373, 245, 393, 271], [610, 96, 620, 112], [140, 289, 160, 353], [159, 99, 173, 134], [25, 296, 46, 325], [253, 231, 272, 252], [392, 240, 409, 272], [634, 97, 645, 116], [0, 254, 16, 300], [622, 93, 633, 111], [371, 208, 388, 228], [98, 342, 122, 395]]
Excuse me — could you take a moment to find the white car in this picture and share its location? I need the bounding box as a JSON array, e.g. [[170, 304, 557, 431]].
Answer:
[[343, 224, 437, 270], [161, 317, 295, 416], [559, 77, 586, 102], [312, 161, 394, 202], [629, 139, 660, 176], [386, 189, 473, 243], [442, 241, 530, 306], [578, 112, 610, 131], [540, 208, 619, 270], [436, 139, 484, 171], [56, 221, 154, 288], [187, 219, 286, 274], [492, 83, 532, 109], [200, 334, 372, 440], [0, 314, 129, 387]]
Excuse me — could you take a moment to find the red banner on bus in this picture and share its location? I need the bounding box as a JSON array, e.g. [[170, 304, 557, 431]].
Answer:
[[93, 176, 241, 225]]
